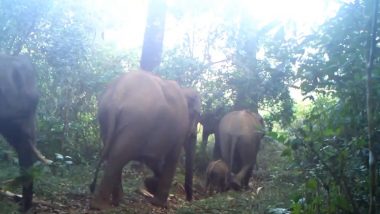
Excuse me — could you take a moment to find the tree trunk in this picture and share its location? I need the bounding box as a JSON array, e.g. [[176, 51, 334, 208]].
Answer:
[[140, 0, 167, 72], [366, 1, 378, 214], [233, 12, 259, 113]]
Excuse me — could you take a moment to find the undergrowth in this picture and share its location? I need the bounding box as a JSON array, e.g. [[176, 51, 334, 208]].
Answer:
[[0, 138, 295, 214]]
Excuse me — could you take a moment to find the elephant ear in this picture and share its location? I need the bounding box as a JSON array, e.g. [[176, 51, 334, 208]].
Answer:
[[181, 88, 201, 130], [253, 113, 265, 137], [255, 113, 264, 127]]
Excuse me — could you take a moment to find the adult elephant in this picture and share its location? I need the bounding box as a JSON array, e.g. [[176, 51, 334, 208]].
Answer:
[[0, 55, 51, 211], [89, 70, 201, 210], [215, 110, 264, 190]]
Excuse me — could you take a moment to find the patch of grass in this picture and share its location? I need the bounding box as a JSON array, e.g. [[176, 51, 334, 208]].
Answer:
[[0, 199, 19, 214]]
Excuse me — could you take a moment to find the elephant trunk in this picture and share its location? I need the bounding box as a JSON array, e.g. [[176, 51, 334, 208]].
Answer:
[[184, 133, 196, 201]]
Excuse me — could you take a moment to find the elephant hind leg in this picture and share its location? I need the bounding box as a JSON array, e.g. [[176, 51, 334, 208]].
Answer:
[[205, 174, 211, 195], [233, 164, 253, 189], [3, 127, 35, 211], [242, 165, 253, 188], [206, 174, 215, 195], [217, 177, 224, 193], [230, 177, 241, 191], [90, 158, 125, 210], [149, 146, 181, 207], [111, 171, 123, 206], [143, 157, 163, 195], [90, 165, 117, 209], [144, 176, 159, 195]]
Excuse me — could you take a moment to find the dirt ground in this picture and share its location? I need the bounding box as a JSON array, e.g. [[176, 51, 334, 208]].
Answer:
[[3, 177, 207, 214]]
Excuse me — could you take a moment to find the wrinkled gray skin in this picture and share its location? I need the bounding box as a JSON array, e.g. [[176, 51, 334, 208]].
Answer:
[[0, 55, 51, 211], [90, 71, 201, 210], [216, 110, 265, 190], [205, 159, 231, 195]]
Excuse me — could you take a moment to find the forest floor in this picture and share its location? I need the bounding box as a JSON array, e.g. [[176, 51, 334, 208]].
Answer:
[[0, 139, 295, 214], [19, 175, 208, 214]]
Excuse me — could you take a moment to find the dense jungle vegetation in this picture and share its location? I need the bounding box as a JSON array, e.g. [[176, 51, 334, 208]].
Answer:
[[0, 0, 379, 213]]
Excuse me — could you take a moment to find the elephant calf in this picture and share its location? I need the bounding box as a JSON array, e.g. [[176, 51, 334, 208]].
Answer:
[[205, 159, 231, 195], [215, 110, 265, 190]]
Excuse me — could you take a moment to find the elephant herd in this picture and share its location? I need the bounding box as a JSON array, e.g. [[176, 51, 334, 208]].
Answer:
[[0, 55, 265, 211]]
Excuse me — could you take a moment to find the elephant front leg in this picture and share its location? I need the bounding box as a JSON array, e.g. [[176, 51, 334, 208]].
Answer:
[[17, 144, 34, 211], [201, 131, 209, 153], [149, 151, 180, 207], [7, 130, 35, 212]]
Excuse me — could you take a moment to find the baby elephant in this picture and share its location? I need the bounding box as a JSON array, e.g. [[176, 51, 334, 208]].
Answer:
[[205, 160, 231, 195]]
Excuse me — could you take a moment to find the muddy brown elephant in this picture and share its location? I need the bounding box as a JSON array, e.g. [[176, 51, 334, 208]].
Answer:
[[205, 159, 231, 195], [89, 71, 201, 209], [0, 55, 51, 211], [215, 110, 264, 190]]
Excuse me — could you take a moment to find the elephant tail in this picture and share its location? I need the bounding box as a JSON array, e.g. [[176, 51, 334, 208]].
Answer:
[[89, 109, 120, 193], [229, 136, 239, 172], [184, 132, 196, 201], [228, 135, 241, 190]]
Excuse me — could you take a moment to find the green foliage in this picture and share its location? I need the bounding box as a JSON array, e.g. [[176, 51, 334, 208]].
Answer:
[[162, 2, 296, 128], [0, 200, 18, 214], [278, 1, 380, 213], [282, 96, 370, 213]]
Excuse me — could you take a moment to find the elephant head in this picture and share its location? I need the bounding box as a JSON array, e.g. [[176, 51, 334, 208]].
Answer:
[[216, 110, 265, 190], [199, 111, 220, 154], [181, 87, 201, 136], [205, 159, 231, 195], [0, 55, 51, 211], [181, 87, 201, 201], [89, 70, 201, 209], [199, 107, 230, 159]]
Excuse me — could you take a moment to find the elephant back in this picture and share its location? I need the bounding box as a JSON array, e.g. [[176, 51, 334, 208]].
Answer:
[[97, 70, 190, 160], [219, 110, 264, 137]]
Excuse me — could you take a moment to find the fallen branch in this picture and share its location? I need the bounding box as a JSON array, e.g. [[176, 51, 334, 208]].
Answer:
[[0, 189, 22, 202]]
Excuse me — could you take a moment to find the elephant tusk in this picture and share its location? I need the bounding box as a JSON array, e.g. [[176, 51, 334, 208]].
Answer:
[[31, 144, 53, 164]]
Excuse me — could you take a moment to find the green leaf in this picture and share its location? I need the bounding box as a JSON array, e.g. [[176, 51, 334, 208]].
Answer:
[[306, 178, 317, 191], [281, 148, 292, 157]]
